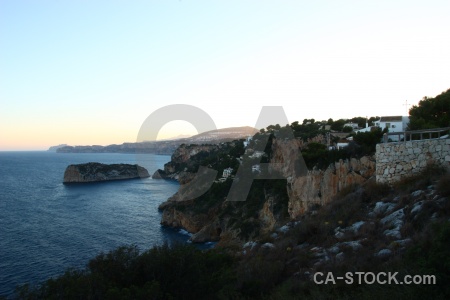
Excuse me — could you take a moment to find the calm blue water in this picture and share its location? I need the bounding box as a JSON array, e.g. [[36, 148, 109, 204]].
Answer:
[[0, 152, 196, 298]]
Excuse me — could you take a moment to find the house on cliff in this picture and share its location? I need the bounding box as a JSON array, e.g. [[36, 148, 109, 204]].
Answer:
[[357, 116, 410, 141]]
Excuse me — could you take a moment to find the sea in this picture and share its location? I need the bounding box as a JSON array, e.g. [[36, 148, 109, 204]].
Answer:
[[0, 151, 201, 298]]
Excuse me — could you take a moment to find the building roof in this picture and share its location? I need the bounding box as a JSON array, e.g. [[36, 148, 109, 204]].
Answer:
[[330, 132, 350, 139], [380, 116, 403, 122]]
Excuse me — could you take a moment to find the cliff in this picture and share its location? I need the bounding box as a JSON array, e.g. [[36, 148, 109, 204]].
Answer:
[[269, 138, 375, 218], [157, 135, 375, 243], [63, 163, 150, 183], [47, 144, 68, 151]]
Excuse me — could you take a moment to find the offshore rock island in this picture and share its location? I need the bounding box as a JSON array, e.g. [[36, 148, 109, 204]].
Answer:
[[63, 162, 150, 183]]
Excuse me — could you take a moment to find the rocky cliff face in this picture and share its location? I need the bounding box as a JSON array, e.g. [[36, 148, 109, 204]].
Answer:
[[158, 137, 375, 243], [161, 144, 220, 182], [287, 157, 375, 218], [63, 163, 150, 183], [268, 138, 375, 217]]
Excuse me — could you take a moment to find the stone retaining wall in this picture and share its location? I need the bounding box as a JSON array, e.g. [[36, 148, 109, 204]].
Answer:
[[376, 138, 450, 184]]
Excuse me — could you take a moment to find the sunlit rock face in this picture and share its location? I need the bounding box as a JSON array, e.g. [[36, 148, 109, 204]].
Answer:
[[287, 157, 375, 218]]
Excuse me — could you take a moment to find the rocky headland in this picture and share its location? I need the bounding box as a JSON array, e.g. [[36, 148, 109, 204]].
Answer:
[[63, 162, 150, 183], [155, 134, 376, 243]]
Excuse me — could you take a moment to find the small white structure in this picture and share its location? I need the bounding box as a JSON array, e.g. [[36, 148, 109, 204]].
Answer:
[[337, 142, 349, 150], [243, 136, 253, 147], [343, 122, 359, 130], [222, 167, 233, 178]]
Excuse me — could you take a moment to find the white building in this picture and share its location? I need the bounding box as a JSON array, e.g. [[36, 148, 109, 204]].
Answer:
[[374, 116, 409, 132], [356, 116, 409, 138], [222, 167, 233, 178]]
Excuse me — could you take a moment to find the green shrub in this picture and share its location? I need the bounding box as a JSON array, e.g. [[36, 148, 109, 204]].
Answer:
[[436, 173, 450, 197]]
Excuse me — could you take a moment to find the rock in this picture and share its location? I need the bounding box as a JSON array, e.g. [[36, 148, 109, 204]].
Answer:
[[411, 190, 424, 198], [190, 223, 221, 243], [314, 255, 330, 266], [333, 221, 365, 238], [335, 252, 345, 262], [335, 231, 345, 239], [243, 241, 258, 249], [381, 208, 405, 228], [160, 208, 209, 233], [335, 231, 346, 239], [259, 197, 277, 233], [294, 242, 309, 250], [375, 249, 392, 257], [327, 245, 340, 254], [339, 241, 362, 251], [63, 162, 150, 183], [381, 208, 404, 239], [152, 169, 167, 179], [383, 229, 402, 239], [349, 221, 365, 234], [277, 225, 290, 234], [411, 201, 424, 215], [374, 202, 396, 215], [262, 243, 275, 249], [310, 246, 323, 253]]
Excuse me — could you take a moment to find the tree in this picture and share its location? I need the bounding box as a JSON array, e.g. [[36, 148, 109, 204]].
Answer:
[[342, 126, 353, 133], [352, 127, 386, 155], [408, 89, 450, 130], [350, 117, 368, 128], [368, 116, 379, 127], [330, 119, 346, 131]]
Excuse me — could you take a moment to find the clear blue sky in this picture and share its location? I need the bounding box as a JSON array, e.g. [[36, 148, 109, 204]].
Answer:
[[1, 0, 449, 150]]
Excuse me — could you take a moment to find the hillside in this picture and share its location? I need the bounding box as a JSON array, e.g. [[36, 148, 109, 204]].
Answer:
[[55, 126, 257, 155]]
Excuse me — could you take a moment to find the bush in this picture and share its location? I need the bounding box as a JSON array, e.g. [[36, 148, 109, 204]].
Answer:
[[436, 173, 450, 197], [394, 164, 447, 192], [16, 244, 237, 300]]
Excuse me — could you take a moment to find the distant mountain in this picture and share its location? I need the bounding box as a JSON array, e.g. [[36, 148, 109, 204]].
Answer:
[[158, 134, 192, 141], [47, 144, 68, 151], [188, 126, 258, 142], [56, 126, 258, 155]]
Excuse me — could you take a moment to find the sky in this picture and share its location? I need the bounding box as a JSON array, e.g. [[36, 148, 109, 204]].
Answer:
[[1, 0, 449, 150]]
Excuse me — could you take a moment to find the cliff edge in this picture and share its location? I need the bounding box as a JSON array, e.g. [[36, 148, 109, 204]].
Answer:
[[63, 162, 150, 183], [157, 135, 375, 243]]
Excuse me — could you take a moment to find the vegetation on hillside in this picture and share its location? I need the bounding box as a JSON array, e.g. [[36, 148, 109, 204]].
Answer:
[[408, 89, 450, 130]]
